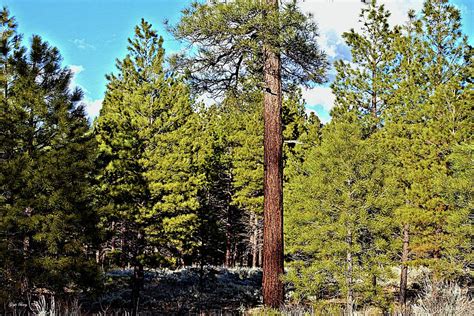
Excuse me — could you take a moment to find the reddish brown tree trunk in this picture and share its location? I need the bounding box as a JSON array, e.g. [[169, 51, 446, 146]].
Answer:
[[262, 0, 284, 308], [399, 224, 409, 311]]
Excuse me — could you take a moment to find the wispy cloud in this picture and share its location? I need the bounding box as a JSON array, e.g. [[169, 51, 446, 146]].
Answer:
[[69, 64, 84, 75], [105, 33, 118, 45], [297, 0, 424, 122], [68, 64, 102, 120], [68, 64, 89, 93], [302, 86, 335, 112], [300, 0, 423, 61], [82, 98, 103, 121], [70, 38, 96, 50]]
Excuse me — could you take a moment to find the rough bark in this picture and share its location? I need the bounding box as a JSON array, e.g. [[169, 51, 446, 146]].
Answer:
[[262, 0, 284, 308], [399, 224, 409, 311]]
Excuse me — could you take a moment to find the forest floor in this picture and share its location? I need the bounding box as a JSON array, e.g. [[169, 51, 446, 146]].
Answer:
[[86, 266, 263, 314], [15, 266, 472, 315]]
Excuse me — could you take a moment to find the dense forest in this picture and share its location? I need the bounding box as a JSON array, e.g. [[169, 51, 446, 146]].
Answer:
[[0, 0, 472, 315]]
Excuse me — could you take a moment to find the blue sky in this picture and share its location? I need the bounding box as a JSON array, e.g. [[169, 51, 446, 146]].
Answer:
[[3, 0, 473, 122]]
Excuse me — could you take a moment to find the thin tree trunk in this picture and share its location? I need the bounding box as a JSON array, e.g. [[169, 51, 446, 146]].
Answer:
[[233, 242, 238, 267], [372, 274, 377, 297], [249, 212, 254, 266], [433, 226, 442, 260], [258, 225, 263, 268], [371, 61, 377, 118], [22, 234, 31, 295], [131, 231, 145, 316], [346, 230, 354, 316], [121, 224, 127, 269], [262, 0, 284, 308], [252, 212, 258, 268], [22, 207, 32, 295], [399, 224, 409, 312], [131, 263, 144, 316], [225, 205, 233, 267], [111, 221, 116, 252]]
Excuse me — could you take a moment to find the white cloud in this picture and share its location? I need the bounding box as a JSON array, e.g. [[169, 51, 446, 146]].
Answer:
[[302, 86, 335, 112], [68, 64, 102, 120], [82, 98, 103, 121], [296, 0, 424, 121], [300, 0, 366, 37], [68, 64, 89, 94], [319, 31, 343, 59], [69, 64, 84, 75], [299, 0, 424, 62], [70, 38, 95, 50], [197, 93, 217, 107], [300, 0, 423, 34]]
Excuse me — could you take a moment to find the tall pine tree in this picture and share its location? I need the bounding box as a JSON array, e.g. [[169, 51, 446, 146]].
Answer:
[[172, 1, 327, 305], [381, 0, 472, 306], [331, 0, 399, 135], [1, 7, 99, 304], [95, 19, 203, 314]]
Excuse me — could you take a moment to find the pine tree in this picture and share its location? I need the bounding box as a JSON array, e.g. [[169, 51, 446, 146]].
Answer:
[[196, 94, 264, 268], [227, 91, 264, 268], [171, 0, 327, 306], [284, 1, 403, 310], [1, 8, 99, 303], [95, 19, 202, 314], [284, 112, 391, 311], [380, 0, 472, 306], [331, 0, 399, 135], [197, 88, 309, 269], [194, 105, 235, 266]]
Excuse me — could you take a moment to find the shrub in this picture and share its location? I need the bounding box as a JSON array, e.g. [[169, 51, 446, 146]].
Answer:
[[411, 277, 473, 316]]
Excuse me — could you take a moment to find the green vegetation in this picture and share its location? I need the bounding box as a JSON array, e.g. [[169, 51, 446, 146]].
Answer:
[[1, 7, 100, 304], [0, 0, 472, 314]]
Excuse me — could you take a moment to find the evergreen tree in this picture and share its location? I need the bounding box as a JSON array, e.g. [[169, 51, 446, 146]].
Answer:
[[331, 0, 399, 135], [197, 88, 310, 269], [95, 19, 202, 314], [227, 92, 264, 268], [172, 0, 327, 305], [284, 1, 402, 310], [284, 113, 391, 311], [1, 8, 99, 304], [380, 0, 472, 306], [194, 105, 235, 266], [197, 94, 264, 268]]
